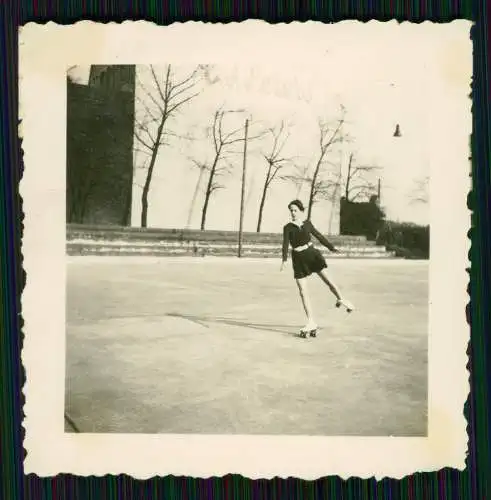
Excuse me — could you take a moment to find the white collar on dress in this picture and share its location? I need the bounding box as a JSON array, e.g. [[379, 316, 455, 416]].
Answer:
[[290, 219, 305, 229]]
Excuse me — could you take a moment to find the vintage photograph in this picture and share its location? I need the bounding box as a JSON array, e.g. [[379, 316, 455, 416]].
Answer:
[[65, 59, 429, 436], [20, 20, 470, 478]]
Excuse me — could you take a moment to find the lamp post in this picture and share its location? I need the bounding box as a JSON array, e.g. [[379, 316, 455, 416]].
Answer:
[[238, 118, 249, 258]]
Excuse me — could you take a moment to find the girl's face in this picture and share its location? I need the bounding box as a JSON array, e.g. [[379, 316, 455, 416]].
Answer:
[[289, 204, 302, 221]]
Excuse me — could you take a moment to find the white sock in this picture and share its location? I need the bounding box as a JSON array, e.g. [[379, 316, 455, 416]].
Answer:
[[305, 319, 317, 330]]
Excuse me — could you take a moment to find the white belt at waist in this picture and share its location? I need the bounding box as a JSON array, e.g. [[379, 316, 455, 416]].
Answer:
[[293, 242, 313, 252]]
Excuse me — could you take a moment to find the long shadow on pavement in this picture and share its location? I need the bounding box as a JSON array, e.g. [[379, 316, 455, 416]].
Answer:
[[166, 312, 303, 337]]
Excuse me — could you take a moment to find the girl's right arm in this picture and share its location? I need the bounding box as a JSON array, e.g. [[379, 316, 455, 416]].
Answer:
[[281, 225, 289, 268]]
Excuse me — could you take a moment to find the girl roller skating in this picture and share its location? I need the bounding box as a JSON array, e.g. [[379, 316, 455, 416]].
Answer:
[[280, 199, 354, 338]]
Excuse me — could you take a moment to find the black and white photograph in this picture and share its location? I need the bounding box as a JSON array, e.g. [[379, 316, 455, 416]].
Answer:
[[21, 20, 471, 479]]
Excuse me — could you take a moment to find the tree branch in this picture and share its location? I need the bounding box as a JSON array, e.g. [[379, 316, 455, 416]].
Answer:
[[135, 95, 160, 123], [134, 130, 154, 151], [222, 125, 245, 143], [169, 70, 200, 92], [169, 80, 200, 103], [167, 91, 201, 115], [149, 64, 170, 108], [137, 74, 164, 114], [135, 118, 157, 146], [133, 146, 152, 157]]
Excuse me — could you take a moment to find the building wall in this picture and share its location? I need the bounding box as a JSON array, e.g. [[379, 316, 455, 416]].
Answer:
[[66, 65, 135, 226]]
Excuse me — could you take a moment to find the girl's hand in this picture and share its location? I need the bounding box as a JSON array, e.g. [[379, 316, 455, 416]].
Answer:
[[280, 261, 285, 271]]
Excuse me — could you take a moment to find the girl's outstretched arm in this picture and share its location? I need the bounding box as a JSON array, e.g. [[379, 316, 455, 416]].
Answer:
[[309, 221, 338, 252]]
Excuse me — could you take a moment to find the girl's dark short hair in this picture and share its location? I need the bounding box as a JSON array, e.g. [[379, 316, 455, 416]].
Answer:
[[288, 199, 305, 212]]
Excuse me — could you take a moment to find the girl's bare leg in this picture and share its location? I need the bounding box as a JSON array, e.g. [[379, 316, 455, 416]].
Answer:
[[295, 278, 316, 329], [317, 269, 342, 301], [317, 268, 354, 311]]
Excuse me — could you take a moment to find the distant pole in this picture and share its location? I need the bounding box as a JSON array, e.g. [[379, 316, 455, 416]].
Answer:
[[377, 178, 381, 203], [238, 119, 249, 258], [329, 134, 344, 234], [186, 164, 206, 229]]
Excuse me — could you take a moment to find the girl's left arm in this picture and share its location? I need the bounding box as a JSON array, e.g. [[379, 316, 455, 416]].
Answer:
[[309, 222, 338, 252]]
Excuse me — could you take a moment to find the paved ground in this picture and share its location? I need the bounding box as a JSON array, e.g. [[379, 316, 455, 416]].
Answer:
[[65, 257, 428, 436]]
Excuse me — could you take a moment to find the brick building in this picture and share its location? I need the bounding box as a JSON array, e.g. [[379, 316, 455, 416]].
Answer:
[[66, 65, 135, 225]]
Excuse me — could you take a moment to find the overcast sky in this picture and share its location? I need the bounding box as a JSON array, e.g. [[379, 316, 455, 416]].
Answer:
[[69, 22, 471, 233]]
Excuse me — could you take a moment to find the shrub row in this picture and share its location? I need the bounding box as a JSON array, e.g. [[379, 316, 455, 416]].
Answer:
[[376, 221, 429, 259]]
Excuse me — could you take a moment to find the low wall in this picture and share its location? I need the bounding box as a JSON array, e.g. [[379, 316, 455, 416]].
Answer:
[[67, 224, 396, 259]]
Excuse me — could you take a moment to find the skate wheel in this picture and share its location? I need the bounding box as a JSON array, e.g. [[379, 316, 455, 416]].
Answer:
[[299, 331, 307, 338], [309, 329, 317, 338]]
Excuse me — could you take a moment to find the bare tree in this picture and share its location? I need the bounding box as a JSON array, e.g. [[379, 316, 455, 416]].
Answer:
[[284, 161, 341, 210], [286, 162, 311, 198], [305, 115, 347, 218], [410, 175, 429, 204], [284, 111, 346, 219], [135, 64, 204, 227], [343, 152, 381, 202], [197, 109, 263, 230], [185, 160, 207, 228], [256, 121, 294, 232]]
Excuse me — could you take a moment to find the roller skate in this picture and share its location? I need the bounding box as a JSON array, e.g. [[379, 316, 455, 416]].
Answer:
[[335, 298, 354, 313], [299, 320, 318, 338]]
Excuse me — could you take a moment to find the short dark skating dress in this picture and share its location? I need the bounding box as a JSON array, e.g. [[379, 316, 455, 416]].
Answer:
[[282, 220, 337, 279]]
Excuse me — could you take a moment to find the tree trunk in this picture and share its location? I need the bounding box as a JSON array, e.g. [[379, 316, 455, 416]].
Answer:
[[307, 183, 315, 220], [307, 167, 319, 220], [186, 166, 205, 228], [345, 153, 353, 200], [328, 166, 342, 233], [200, 179, 212, 230], [140, 195, 149, 227], [140, 119, 164, 228], [256, 165, 272, 232], [201, 156, 219, 230], [308, 156, 324, 219]]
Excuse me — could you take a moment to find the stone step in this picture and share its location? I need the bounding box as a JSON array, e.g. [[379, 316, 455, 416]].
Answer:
[[67, 242, 395, 259], [67, 239, 386, 254], [66, 232, 377, 248], [67, 246, 396, 259]]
